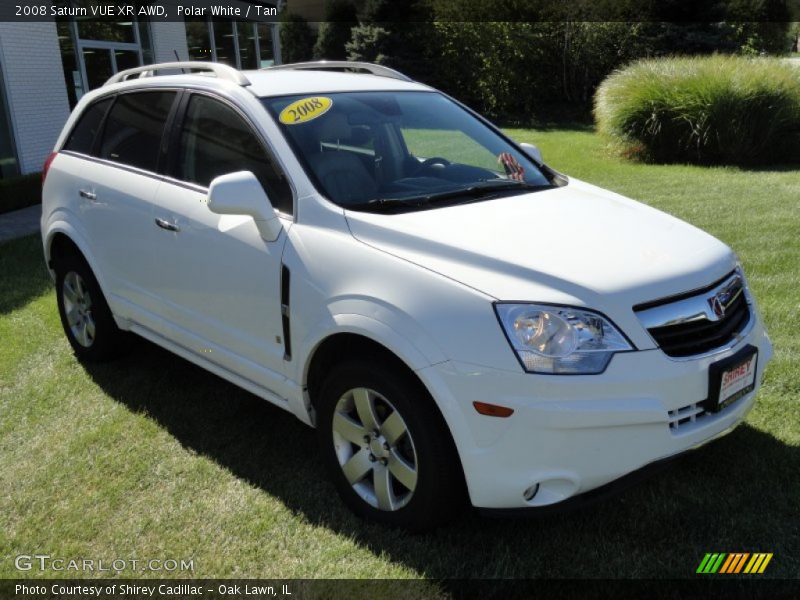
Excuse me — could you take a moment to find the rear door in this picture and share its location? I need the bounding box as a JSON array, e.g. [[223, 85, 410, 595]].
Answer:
[[149, 92, 294, 390], [65, 90, 179, 319]]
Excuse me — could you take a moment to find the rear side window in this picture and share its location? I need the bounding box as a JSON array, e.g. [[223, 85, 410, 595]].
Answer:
[[99, 91, 176, 172], [177, 95, 293, 214], [63, 98, 112, 155]]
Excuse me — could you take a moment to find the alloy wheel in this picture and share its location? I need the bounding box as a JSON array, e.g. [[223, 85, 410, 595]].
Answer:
[[62, 271, 95, 348], [331, 387, 418, 511]]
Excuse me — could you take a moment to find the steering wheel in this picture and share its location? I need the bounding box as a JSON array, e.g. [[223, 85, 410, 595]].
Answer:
[[412, 156, 451, 176]]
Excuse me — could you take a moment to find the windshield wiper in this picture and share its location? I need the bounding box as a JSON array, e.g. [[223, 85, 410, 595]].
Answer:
[[346, 180, 548, 212], [418, 179, 546, 203], [345, 197, 428, 212]]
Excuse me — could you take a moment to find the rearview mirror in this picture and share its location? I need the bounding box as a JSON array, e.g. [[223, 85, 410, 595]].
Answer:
[[520, 142, 543, 164], [207, 171, 282, 242]]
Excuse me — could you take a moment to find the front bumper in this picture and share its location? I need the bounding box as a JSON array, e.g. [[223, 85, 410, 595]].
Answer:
[[418, 318, 773, 509]]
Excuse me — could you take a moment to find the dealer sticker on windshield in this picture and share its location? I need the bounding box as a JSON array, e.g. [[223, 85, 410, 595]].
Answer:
[[279, 96, 333, 125]]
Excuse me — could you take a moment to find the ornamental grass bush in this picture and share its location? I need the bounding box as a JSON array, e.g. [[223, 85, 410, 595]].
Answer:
[[594, 55, 800, 166]]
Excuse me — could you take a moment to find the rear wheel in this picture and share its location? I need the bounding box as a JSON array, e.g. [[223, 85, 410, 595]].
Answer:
[[55, 254, 128, 361], [317, 360, 465, 531]]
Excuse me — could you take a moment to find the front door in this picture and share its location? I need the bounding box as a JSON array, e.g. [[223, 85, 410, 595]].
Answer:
[[149, 93, 295, 391]]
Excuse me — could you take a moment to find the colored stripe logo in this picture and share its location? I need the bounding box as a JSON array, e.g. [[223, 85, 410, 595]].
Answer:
[[697, 553, 773, 574]]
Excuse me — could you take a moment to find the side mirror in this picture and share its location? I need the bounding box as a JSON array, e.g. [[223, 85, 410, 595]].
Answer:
[[520, 142, 543, 164], [207, 171, 283, 242]]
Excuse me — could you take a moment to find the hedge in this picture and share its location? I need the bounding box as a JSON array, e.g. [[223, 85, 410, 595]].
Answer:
[[0, 173, 41, 215], [594, 55, 800, 165]]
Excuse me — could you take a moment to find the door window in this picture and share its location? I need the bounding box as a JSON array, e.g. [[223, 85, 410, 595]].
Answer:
[[177, 95, 292, 214], [98, 92, 176, 172], [63, 97, 113, 155]]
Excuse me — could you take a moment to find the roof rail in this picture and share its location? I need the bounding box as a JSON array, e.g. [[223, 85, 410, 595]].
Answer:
[[263, 61, 413, 82], [105, 61, 251, 87]]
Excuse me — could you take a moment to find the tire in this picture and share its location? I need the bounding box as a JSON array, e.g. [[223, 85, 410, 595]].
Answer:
[[317, 359, 465, 531], [54, 253, 128, 362]]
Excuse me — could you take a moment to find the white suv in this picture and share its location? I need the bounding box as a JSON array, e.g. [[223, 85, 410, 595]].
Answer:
[[42, 61, 772, 530]]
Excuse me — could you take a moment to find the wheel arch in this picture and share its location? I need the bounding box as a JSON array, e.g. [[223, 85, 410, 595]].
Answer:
[[303, 329, 468, 496], [44, 224, 113, 309], [299, 310, 443, 403], [305, 332, 425, 414], [45, 223, 91, 269]]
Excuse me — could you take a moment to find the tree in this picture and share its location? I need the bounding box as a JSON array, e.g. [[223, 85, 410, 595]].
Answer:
[[279, 12, 315, 64], [346, 0, 438, 82], [313, 0, 359, 60]]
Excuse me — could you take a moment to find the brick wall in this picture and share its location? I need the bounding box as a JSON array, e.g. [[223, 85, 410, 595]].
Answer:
[[0, 22, 71, 175]]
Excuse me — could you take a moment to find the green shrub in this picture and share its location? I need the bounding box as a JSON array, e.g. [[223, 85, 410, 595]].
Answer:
[[279, 13, 315, 64], [0, 173, 41, 215], [313, 0, 358, 60], [594, 55, 800, 165]]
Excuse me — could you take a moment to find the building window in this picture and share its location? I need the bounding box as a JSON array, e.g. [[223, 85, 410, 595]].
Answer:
[[212, 19, 237, 67], [185, 18, 280, 69], [0, 62, 20, 179], [186, 19, 213, 61], [76, 20, 137, 44], [237, 21, 258, 69], [257, 23, 275, 67], [54, 1, 154, 108]]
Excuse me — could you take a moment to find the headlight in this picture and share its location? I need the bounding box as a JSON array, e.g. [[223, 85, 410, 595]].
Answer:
[[494, 303, 634, 374]]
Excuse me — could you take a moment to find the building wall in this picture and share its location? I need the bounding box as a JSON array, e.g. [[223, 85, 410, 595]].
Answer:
[[150, 21, 191, 62], [0, 3, 281, 177], [0, 22, 71, 175]]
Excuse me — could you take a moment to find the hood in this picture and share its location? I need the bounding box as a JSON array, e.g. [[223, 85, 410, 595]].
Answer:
[[345, 179, 736, 312]]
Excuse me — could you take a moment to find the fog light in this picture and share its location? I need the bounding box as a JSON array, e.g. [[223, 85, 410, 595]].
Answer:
[[523, 483, 540, 501]]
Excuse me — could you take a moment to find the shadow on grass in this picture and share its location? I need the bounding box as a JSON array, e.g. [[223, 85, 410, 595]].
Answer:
[[84, 339, 799, 579], [0, 235, 52, 315]]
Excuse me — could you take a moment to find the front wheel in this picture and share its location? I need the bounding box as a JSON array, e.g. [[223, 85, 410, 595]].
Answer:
[[317, 360, 465, 531]]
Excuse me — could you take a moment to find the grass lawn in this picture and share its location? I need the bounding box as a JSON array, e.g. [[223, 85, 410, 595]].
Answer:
[[1, 128, 798, 583]]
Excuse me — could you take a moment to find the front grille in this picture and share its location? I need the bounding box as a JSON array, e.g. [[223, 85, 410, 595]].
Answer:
[[635, 271, 752, 358], [649, 292, 750, 357]]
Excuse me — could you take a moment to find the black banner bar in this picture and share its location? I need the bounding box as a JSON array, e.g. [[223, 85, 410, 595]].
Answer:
[[1, 0, 799, 23], [3, 579, 799, 600]]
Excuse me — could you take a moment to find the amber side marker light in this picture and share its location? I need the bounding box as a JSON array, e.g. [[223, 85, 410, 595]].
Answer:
[[473, 401, 514, 417]]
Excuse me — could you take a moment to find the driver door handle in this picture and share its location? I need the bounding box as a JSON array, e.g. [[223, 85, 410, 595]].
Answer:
[[155, 218, 180, 232]]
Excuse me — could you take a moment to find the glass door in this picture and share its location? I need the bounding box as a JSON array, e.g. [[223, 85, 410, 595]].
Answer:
[[81, 47, 114, 89], [57, 15, 149, 107]]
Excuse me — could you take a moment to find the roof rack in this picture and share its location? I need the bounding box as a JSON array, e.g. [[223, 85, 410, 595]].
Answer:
[[263, 61, 413, 82], [105, 61, 251, 87]]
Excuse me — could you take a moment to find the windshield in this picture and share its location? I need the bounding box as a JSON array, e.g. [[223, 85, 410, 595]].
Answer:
[[263, 91, 554, 211]]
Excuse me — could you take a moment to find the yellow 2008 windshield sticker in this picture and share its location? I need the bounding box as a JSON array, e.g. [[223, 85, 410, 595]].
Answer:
[[279, 96, 333, 125]]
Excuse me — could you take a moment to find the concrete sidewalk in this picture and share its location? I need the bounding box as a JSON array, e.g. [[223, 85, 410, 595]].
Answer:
[[0, 204, 41, 243]]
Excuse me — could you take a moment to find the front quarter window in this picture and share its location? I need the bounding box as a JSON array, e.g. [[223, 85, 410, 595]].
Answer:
[[176, 94, 293, 215], [264, 91, 553, 211]]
